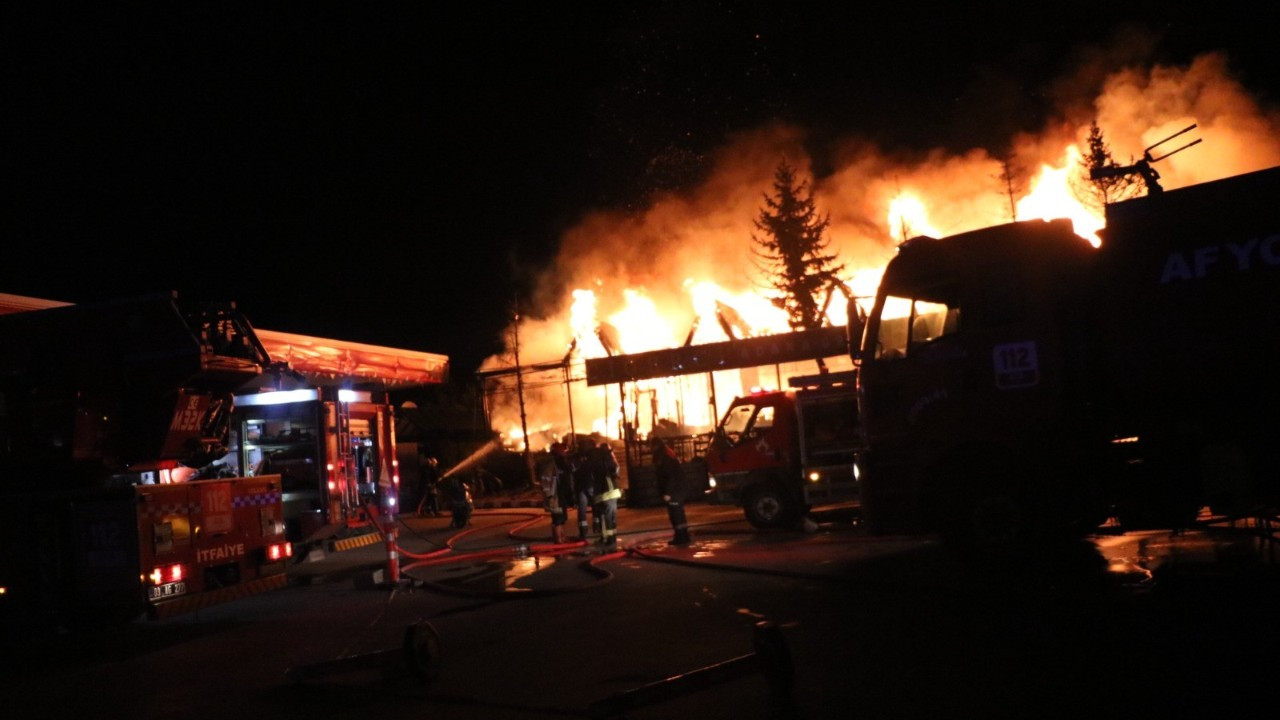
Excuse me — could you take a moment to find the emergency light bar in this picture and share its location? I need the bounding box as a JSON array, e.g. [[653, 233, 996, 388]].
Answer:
[[234, 388, 374, 406], [338, 389, 370, 403], [235, 389, 320, 406]]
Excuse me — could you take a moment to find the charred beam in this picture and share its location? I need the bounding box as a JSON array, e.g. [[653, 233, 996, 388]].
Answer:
[[584, 325, 848, 386]]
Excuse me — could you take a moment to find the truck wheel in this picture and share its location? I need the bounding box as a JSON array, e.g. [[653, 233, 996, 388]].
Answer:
[[965, 492, 1023, 550], [934, 455, 1027, 555], [744, 483, 795, 529]]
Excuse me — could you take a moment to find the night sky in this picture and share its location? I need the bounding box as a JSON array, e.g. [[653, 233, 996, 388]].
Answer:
[[7, 4, 1278, 375]]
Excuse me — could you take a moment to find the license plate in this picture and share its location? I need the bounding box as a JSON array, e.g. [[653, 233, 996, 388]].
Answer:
[[148, 581, 187, 601]]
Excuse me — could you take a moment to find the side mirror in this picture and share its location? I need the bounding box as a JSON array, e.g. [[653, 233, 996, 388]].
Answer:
[[710, 430, 729, 460], [846, 298, 867, 360]]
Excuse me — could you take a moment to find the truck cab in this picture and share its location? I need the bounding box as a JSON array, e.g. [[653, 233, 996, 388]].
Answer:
[[706, 371, 859, 528], [854, 219, 1102, 541], [854, 167, 1280, 545]]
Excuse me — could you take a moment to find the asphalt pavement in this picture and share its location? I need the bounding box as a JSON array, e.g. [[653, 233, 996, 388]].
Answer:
[[4, 499, 1278, 720]]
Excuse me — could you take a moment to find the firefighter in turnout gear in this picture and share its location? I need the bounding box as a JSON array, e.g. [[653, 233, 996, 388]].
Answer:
[[651, 436, 692, 545], [416, 455, 442, 517], [571, 440, 595, 541], [542, 442, 575, 544], [442, 472, 473, 528], [585, 439, 622, 551]]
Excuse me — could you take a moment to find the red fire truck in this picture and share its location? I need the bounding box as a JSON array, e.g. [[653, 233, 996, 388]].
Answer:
[[228, 386, 399, 543], [705, 370, 860, 528], [224, 328, 448, 545], [0, 293, 291, 626]]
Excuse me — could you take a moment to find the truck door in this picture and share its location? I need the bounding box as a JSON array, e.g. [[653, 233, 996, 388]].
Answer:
[[708, 394, 791, 478], [861, 291, 964, 458], [706, 392, 802, 527], [858, 288, 966, 533]]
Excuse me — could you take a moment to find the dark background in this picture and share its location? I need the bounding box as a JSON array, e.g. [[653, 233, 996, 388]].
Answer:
[[6, 4, 1278, 375]]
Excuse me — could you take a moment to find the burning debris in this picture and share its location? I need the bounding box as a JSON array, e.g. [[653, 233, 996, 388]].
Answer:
[[480, 52, 1280, 454]]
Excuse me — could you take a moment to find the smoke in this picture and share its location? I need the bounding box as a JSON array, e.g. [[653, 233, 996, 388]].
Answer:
[[481, 50, 1280, 449], [1092, 53, 1280, 186]]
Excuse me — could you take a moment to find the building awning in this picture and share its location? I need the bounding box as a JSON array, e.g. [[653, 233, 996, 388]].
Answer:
[[0, 293, 448, 389], [254, 328, 448, 388], [0, 293, 71, 313]]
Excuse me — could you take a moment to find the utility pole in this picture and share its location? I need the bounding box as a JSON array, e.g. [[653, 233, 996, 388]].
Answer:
[[562, 339, 578, 446], [564, 365, 577, 446], [511, 298, 536, 489]]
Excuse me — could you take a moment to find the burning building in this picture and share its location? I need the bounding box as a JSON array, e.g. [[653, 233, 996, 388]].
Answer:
[[477, 51, 1280, 490]]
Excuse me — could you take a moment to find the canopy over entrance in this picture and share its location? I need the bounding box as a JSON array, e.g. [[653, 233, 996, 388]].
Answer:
[[0, 293, 448, 391]]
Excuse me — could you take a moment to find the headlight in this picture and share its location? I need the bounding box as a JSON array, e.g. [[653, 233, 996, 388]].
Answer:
[[707, 476, 717, 488], [808, 471, 821, 482]]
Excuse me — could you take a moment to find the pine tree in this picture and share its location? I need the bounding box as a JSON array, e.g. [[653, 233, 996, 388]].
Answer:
[[1075, 121, 1141, 213], [751, 161, 845, 332], [996, 153, 1023, 222]]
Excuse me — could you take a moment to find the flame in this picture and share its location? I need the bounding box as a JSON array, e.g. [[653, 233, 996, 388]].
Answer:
[[570, 288, 606, 357], [478, 51, 1280, 453], [607, 289, 674, 354], [1015, 146, 1106, 247], [887, 193, 942, 242], [848, 267, 883, 303]]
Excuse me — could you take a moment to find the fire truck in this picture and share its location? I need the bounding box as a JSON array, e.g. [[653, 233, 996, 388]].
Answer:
[[226, 385, 398, 544], [0, 293, 292, 627], [222, 328, 448, 546], [852, 165, 1280, 546], [705, 370, 860, 528]]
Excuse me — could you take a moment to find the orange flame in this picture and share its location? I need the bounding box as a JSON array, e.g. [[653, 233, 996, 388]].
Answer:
[[1016, 146, 1105, 246], [887, 193, 942, 242], [479, 52, 1280, 452]]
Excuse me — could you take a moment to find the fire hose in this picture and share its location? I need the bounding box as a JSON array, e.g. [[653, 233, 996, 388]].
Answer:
[[400, 511, 839, 595], [383, 510, 617, 599], [387, 506, 868, 599], [400, 512, 588, 556], [398, 546, 625, 600]]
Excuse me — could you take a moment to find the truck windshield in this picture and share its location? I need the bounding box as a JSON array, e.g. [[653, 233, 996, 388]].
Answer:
[[874, 295, 959, 360], [718, 402, 774, 445]]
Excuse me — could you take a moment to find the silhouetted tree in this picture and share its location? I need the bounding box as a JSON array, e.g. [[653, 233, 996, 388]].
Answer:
[[751, 161, 845, 332], [996, 153, 1025, 222], [1075, 121, 1141, 212]]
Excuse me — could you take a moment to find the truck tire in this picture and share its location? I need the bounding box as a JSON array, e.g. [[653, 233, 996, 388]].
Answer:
[[933, 453, 1028, 555], [743, 482, 797, 529], [1114, 445, 1204, 531]]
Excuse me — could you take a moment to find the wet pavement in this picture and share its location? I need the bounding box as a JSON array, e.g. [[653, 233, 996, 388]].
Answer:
[[4, 501, 1277, 719]]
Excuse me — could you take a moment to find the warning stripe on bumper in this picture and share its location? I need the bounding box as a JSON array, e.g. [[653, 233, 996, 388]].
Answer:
[[148, 573, 288, 621], [233, 491, 282, 508], [330, 530, 384, 552], [139, 502, 201, 519]]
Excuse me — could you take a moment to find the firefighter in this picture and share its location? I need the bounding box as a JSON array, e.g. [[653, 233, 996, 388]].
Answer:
[[585, 439, 622, 551], [651, 436, 692, 545], [542, 443, 575, 543], [441, 472, 472, 528], [572, 440, 596, 541], [416, 455, 442, 517]]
